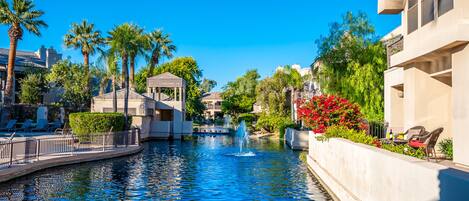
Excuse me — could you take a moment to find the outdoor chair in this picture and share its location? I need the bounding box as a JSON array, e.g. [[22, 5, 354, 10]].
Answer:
[[0, 119, 17, 132], [48, 120, 62, 132], [54, 122, 72, 135], [32, 119, 49, 132], [16, 119, 33, 132], [408, 127, 444, 160], [405, 126, 428, 142]]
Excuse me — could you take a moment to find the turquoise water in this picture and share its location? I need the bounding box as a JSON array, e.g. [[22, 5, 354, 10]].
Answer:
[[0, 136, 331, 200]]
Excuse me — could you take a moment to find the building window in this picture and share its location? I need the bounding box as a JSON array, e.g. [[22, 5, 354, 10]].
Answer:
[[408, 0, 419, 34], [438, 0, 453, 17], [421, 0, 434, 26]]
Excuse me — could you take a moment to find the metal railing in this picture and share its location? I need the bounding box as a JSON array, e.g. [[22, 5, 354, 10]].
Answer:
[[0, 128, 140, 169], [366, 121, 388, 139]]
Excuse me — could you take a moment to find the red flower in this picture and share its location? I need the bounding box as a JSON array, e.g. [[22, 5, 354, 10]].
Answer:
[[297, 95, 364, 133]]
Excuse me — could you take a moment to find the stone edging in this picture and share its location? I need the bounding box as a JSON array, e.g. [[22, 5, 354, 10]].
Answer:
[[0, 146, 143, 183]]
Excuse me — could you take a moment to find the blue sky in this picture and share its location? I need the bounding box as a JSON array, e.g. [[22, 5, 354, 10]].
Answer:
[[0, 0, 400, 91]]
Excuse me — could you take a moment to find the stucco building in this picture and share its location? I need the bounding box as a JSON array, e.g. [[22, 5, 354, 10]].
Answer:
[[380, 0, 469, 167], [201, 92, 223, 120], [0, 46, 62, 103], [91, 72, 192, 140]]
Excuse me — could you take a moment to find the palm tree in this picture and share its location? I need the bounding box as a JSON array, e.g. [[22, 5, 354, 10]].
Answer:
[[108, 23, 136, 126], [147, 29, 176, 76], [97, 48, 120, 112], [0, 0, 47, 105], [127, 26, 149, 89], [64, 20, 104, 88]]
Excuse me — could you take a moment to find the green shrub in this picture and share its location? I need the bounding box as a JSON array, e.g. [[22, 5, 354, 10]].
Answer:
[[237, 113, 257, 125], [438, 138, 453, 159], [69, 112, 128, 138], [381, 143, 426, 159], [256, 114, 293, 135], [324, 126, 376, 145], [323, 126, 426, 159], [279, 122, 299, 138]]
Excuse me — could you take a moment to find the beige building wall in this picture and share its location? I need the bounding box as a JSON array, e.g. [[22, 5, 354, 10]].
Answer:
[[384, 67, 405, 132], [403, 67, 453, 141], [452, 45, 469, 166]]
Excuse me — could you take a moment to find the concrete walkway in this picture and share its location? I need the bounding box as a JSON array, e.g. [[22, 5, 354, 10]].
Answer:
[[0, 145, 143, 183]]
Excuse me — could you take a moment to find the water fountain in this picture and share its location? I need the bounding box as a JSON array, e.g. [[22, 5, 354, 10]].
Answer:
[[234, 121, 255, 156]]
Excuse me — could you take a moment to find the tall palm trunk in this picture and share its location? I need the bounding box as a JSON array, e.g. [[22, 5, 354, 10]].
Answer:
[[83, 52, 90, 73], [112, 76, 117, 113], [148, 52, 159, 76], [83, 52, 92, 98], [129, 55, 135, 90], [121, 66, 126, 88], [4, 36, 18, 106], [122, 53, 129, 128]]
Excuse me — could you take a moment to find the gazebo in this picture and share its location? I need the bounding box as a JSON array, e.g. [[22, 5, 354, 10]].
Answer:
[[92, 72, 192, 140]]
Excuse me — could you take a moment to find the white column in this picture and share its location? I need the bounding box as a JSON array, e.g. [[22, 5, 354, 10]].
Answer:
[[452, 46, 469, 167]]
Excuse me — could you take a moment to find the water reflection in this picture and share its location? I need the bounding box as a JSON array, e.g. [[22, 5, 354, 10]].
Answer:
[[0, 136, 331, 200]]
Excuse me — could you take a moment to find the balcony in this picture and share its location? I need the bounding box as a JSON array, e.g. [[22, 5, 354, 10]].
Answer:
[[387, 0, 469, 67], [385, 35, 404, 68], [378, 0, 404, 14]]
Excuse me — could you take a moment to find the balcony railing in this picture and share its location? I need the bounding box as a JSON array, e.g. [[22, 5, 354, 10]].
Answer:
[[385, 35, 404, 67]]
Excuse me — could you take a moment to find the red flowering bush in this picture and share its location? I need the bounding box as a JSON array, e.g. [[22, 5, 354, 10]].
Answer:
[[296, 95, 365, 133]]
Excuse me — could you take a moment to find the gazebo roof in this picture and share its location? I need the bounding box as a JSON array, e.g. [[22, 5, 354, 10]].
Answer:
[[147, 72, 186, 88]]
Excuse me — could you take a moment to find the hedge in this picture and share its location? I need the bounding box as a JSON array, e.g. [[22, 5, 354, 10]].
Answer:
[[69, 112, 129, 136]]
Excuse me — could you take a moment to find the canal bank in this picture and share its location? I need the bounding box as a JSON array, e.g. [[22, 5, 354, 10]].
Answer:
[[0, 146, 143, 183]]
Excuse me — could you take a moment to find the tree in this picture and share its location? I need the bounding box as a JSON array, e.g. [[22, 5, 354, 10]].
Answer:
[[221, 70, 260, 118], [256, 67, 302, 117], [314, 11, 386, 120], [108, 23, 135, 126], [135, 57, 204, 119], [0, 0, 47, 105], [200, 78, 217, 94], [96, 49, 120, 112], [147, 29, 176, 76], [64, 20, 105, 75], [127, 25, 149, 89], [47, 60, 90, 111], [19, 72, 47, 104]]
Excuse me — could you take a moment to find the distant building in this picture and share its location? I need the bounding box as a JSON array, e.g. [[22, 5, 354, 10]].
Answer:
[[92, 72, 193, 140], [0, 45, 62, 103], [201, 92, 223, 119]]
